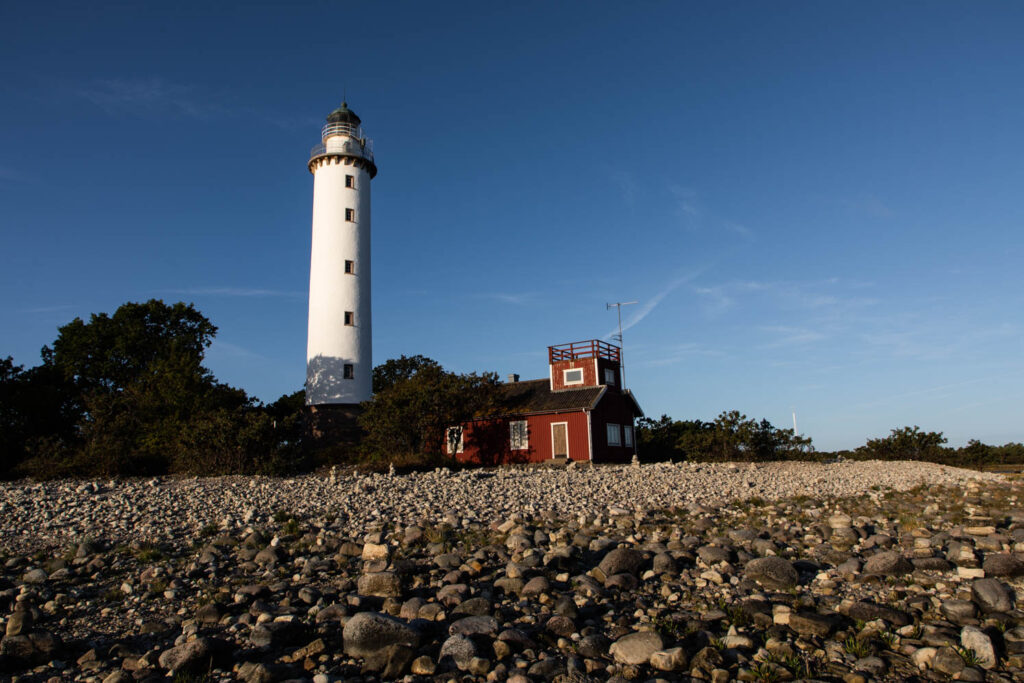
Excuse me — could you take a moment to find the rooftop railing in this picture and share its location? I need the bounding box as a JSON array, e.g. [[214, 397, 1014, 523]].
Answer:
[[549, 339, 621, 363]]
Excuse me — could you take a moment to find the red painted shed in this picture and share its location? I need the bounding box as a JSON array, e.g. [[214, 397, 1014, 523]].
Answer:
[[447, 340, 643, 465]]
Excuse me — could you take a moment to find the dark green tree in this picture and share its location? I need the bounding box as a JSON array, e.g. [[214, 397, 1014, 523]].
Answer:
[[359, 358, 499, 464], [857, 426, 949, 461]]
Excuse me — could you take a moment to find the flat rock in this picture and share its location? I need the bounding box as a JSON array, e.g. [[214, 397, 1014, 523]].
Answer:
[[609, 630, 663, 665]]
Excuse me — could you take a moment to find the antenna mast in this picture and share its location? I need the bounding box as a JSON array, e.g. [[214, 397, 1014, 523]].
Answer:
[[606, 301, 638, 388]]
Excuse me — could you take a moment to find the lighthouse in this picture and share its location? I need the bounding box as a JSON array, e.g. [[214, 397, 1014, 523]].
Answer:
[[306, 102, 377, 407]]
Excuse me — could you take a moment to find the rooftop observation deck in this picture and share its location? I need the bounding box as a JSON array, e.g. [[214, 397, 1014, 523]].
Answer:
[[309, 121, 375, 165], [548, 339, 621, 363]]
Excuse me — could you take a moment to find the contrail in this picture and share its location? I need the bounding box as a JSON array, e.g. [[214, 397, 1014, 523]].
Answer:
[[606, 268, 705, 338]]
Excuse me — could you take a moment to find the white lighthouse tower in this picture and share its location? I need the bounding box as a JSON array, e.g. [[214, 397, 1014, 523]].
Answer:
[[306, 102, 377, 407]]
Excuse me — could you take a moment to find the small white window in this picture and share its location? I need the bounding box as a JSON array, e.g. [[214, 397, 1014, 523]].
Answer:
[[345, 174, 355, 188], [344, 260, 355, 274], [623, 425, 634, 447], [563, 368, 584, 385], [510, 420, 528, 450], [344, 311, 354, 326], [604, 368, 616, 385], [446, 426, 464, 454], [345, 208, 355, 222], [607, 423, 621, 446]]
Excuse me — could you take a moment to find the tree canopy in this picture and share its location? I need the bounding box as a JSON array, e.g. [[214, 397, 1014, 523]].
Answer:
[[359, 357, 499, 465]]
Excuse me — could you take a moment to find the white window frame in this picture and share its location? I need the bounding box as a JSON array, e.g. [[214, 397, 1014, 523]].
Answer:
[[607, 423, 621, 447], [446, 426, 464, 454], [510, 420, 528, 450], [345, 208, 355, 222], [563, 368, 585, 386], [603, 367, 616, 385], [623, 424, 634, 447], [345, 260, 355, 274], [345, 174, 355, 188]]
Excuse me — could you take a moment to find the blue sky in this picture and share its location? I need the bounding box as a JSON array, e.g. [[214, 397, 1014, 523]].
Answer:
[[2, 2, 1022, 450]]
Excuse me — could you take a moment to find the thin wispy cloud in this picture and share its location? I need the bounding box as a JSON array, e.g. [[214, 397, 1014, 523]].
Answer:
[[20, 304, 76, 314], [606, 269, 706, 339], [639, 342, 727, 367], [476, 291, 539, 306], [208, 340, 270, 361], [75, 77, 317, 130], [0, 165, 28, 183], [78, 78, 228, 119], [669, 185, 755, 241], [758, 325, 827, 349], [160, 287, 305, 299]]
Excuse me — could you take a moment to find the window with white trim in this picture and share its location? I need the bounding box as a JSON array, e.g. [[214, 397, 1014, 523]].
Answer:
[[344, 311, 354, 326], [623, 425, 634, 447], [563, 368, 584, 385], [345, 208, 355, 222], [345, 174, 355, 188], [607, 423, 621, 446], [604, 368, 616, 385], [345, 260, 355, 274], [510, 420, 528, 450], [446, 426, 464, 454]]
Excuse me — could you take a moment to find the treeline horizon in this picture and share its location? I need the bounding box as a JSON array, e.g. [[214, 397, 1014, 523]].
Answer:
[[2, 300, 1021, 479]]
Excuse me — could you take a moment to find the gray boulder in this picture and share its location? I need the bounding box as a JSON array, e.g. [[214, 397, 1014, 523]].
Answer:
[[158, 637, 212, 674], [744, 556, 798, 589], [863, 551, 912, 575], [598, 548, 645, 576], [971, 578, 1014, 613], [343, 612, 419, 658]]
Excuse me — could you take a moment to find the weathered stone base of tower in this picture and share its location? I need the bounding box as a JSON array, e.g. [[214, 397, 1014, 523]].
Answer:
[[305, 403, 365, 450]]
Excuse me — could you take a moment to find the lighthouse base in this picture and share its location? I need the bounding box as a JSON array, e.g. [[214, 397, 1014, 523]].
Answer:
[[305, 403, 365, 453]]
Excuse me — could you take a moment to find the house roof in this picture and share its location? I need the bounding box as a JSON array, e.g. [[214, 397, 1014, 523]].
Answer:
[[496, 379, 605, 414]]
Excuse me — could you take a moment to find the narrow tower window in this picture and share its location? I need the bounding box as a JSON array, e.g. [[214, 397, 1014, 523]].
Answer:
[[344, 260, 355, 274], [345, 175, 355, 188], [344, 311, 354, 326], [343, 364, 354, 379], [345, 208, 355, 222]]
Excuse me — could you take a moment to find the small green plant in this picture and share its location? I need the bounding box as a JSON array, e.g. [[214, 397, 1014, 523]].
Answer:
[[748, 661, 781, 683], [727, 605, 752, 628], [710, 636, 727, 651], [273, 509, 293, 523], [957, 646, 984, 667], [283, 518, 301, 535], [879, 631, 898, 649], [651, 615, 685, 640], [133, 544, 165, 563], [842, 636, 873, 658]]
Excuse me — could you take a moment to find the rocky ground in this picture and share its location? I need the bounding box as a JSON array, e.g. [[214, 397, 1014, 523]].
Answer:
[[0, 460, 1022, 682]]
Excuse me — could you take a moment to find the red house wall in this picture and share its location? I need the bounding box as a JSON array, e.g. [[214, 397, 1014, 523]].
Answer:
[[550, 359, 598, 391], [453, 411, 591, 464], [590, 393, 638, 463]]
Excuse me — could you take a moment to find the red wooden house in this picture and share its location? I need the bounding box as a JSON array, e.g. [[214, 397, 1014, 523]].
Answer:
[[447, 340, 643, 464]]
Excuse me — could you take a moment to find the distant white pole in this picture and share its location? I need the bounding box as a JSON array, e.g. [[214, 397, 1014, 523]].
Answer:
[[606, 301, 638, 388], [792, 410, 798, 435]]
